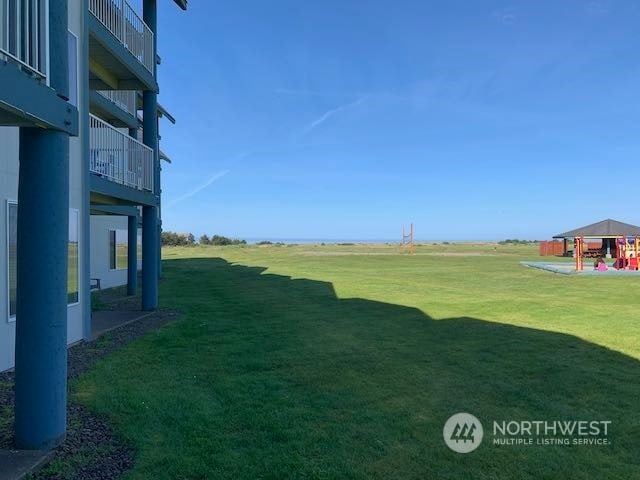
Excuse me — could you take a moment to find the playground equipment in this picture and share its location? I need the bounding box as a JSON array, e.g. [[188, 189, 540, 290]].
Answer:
[[401, 223, 414, 255], [574, 237, 584, 271], [613, 236, 639, 270], [574, 235, 640, 271]]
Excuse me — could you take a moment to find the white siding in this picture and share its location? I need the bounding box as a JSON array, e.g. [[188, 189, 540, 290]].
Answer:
[[67, 0, 85, 347], [90, 215, 129, 289], [0, 128, 19, 371]]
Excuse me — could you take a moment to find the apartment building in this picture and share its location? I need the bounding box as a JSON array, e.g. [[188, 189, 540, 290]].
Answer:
[[0, 0, 186, 449]]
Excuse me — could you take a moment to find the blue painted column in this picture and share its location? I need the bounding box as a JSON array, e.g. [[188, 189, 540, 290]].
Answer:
[[157, 222, 162, 277], [157, 116, 162, 279], [157, 156, 162, 278], [81, 0, 92, 341], [127, 215, 138, 296], [142, 206, 158, 310], [14, 0, 71, 450], [15, 131, 70, 450], [142, 0, 159, 310]]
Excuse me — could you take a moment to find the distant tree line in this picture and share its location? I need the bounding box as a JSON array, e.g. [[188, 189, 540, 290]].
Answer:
[[161, 231, 247, 246], [161, 231, 195, 246], [199, 234, 247, 246], [498, 239, 539, 245]]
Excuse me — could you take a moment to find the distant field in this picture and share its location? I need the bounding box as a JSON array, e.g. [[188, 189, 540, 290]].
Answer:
[[72, 242, 640, 479], [116, 244, 128, 270]]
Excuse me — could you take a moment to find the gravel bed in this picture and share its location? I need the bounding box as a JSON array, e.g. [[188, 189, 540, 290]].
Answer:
[[0, 302, 179, 479]]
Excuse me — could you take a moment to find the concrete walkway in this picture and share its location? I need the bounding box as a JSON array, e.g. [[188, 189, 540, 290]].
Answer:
[[0, 450, 53, 480], [91, 310, 153, 339]]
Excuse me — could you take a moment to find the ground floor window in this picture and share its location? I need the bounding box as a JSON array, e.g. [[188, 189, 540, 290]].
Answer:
[[7, 201, 79, 320], [68, 209, 79, 304], [7, 201, 17, 319], [109, 229, 127, 270]]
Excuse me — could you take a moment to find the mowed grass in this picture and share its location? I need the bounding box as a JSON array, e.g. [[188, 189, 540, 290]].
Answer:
[[73, 243, 640, 479]]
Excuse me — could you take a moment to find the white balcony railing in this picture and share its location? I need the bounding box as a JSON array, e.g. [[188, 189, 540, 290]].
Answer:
[[90, 114, 153, 192], [96, 89, 137, 117], [0, 0, 47, 78], [89, 0, 154, 74]]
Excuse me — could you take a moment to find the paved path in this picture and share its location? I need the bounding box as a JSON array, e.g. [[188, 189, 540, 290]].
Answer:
[[0, 450, 53, 480]]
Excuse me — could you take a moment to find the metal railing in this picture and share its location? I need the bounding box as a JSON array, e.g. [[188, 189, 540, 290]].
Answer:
[[96, 89, 137, 117], [88, 0, 154, 74], [89, 114, 153, 192], [0, 0, 47, 78]]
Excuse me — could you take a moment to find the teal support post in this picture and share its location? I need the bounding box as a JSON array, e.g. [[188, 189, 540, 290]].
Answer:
[[127, 215, 138, 296], [15, 129, 70, 449], [157, 119, 162, 278], [142, 206, 158, 310], [14, 0, 72, 450], [81, 0, 92, 341], [142, 0, 159, 308], [158, 224, 162, 276]]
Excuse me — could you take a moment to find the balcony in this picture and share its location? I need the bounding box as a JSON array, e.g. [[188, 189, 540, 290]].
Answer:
[[90, 89, 138, 128], [0, 0, 77, 133], [90, 114, 153, 194], [96, 90, 137, 117], [88, 0, 156, 91], [0, 0, 47, 79]]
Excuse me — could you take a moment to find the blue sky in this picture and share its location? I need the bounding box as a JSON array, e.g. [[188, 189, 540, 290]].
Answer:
[[154, 0, 640, 241]]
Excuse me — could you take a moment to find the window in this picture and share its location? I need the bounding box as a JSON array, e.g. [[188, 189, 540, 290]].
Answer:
[[109, 229, 127, 270], [7, 201, 16, 320], [137, 231, 142, 267], [67, 31, 78, 107], [109, 230, 116, 269], [68, 209, 79, 304], [7, 202, 79, 320]]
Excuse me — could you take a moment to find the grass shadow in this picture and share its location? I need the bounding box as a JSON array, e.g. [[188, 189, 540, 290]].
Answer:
[[74, 257, 640, 480]]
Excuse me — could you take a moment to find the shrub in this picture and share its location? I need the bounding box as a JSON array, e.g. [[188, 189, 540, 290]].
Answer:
[[210, 235, 247, 246]]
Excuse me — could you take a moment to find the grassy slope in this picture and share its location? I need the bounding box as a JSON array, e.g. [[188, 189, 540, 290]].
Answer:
[[74, 244, 640, 479]]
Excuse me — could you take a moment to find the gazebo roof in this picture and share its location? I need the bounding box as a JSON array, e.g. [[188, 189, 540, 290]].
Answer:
[[553, 219, 640, 238]]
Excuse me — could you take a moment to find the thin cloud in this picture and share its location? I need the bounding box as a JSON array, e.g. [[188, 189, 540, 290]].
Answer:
[[165, 170, 230, 208], [275, 88, 366, 98], [165, 150, 257, 209], [586, 1, 609, 15], [491, 7, 518, 25], [301, 96, 367, 136], [275, 88, 330, 97]]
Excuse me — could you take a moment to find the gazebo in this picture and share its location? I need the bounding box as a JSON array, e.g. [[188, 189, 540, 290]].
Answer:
[[553, 219, 640, 270]]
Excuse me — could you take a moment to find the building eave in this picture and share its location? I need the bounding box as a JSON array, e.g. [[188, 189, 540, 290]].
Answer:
[[173, 0, 188, 10]]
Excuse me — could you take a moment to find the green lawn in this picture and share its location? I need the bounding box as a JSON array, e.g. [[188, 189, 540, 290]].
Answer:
[[74, 243, 640, 479]]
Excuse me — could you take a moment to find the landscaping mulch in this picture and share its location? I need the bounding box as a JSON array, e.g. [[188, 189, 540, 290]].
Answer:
[[0, 301, 179, 480]]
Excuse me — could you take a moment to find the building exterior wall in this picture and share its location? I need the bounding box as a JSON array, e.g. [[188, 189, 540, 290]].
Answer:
[[0, 127, 20, 371], [0, 1, 86, 372], [90, 215, 142, 291]]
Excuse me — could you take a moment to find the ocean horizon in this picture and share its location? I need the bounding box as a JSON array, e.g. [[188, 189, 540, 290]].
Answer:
[[242, 238, 505, 245]]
